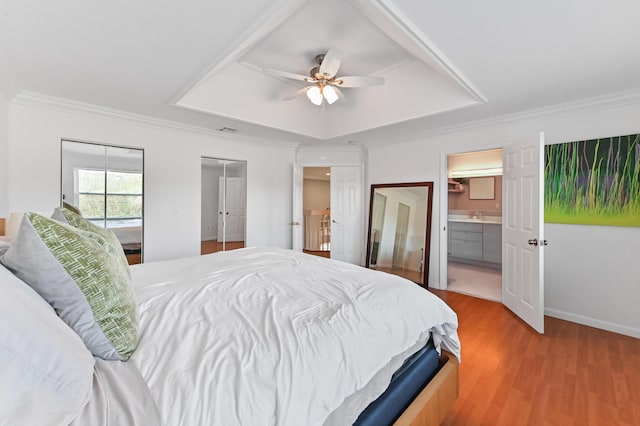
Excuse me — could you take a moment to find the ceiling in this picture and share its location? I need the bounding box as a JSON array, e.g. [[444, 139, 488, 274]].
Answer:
[[1, 1, 639, 146]]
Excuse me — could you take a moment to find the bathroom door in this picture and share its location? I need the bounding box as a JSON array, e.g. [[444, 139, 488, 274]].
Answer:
[[502, 132, 545, 333]]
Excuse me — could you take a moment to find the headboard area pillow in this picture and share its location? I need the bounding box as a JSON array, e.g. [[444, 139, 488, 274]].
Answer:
[[0, 263, 95, 424], [0, 213, 138, 361], [0, 238, 10, 256]]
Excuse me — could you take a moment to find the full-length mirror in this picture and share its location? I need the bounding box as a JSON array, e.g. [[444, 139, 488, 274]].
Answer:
[[61, 140, 144, 264], [366, 182, 434, 286]]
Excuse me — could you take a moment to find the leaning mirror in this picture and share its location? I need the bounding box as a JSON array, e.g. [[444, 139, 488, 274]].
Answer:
[[366, 182, 434, 286], [61, 140, 144, 264]]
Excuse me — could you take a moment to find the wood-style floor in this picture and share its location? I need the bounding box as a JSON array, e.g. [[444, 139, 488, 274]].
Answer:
[[371, 266, 423, 284], [302, 249, 330, 258], [201, 240, 245, 255], [430, 289, 640, 425]]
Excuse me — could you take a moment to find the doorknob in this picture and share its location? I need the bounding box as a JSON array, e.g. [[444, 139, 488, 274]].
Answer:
[[528, 238, 538, 246], [332, 219, 338, 224], [541, 240, 548, 246]]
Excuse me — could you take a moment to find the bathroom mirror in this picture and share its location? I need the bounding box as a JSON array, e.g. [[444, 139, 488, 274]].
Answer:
[[469, 176, 495, 200], [61, 140, 144, 264], [365, 182, 434, 286]]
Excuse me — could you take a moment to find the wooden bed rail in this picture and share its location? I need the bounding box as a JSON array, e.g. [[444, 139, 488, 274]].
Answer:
[[394, 351, 459, 426]]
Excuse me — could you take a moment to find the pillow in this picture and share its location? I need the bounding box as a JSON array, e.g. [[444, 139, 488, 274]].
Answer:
[[52, 207, 131, 277], [0, 213, 138, 361], [63, 201, 82, 215], [0, 263, 95, 424], [0, 238, 10, 256]]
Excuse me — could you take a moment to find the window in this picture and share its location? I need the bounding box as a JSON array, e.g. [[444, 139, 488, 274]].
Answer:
[[77, 169, 143, 228]]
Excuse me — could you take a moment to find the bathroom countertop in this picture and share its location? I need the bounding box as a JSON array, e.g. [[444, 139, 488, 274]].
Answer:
[[448, 217, 502, 224]]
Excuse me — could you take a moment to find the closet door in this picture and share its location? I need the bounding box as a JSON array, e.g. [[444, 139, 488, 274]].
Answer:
[[61, 140, 144, 264], [201, 157, 246, 253]]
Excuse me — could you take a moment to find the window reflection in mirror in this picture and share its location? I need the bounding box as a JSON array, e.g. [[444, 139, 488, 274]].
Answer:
[[61, 140, 144, 264], [366, 182, 434, 286]]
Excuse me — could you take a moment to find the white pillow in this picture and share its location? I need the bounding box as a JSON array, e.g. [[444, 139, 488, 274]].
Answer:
[[0, 263, 95, 425]]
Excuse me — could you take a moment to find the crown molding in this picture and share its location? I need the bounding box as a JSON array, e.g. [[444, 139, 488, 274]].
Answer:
[[373, 89, 640, 147], [11, 91, 300, 148]]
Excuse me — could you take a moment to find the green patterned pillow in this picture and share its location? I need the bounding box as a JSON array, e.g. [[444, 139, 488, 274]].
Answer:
[[52, 207, 131, 277], [0, 213, 138, 360]]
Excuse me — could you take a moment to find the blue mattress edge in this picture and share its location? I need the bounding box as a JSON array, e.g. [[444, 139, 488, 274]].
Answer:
[[353, 342, 441, 426]]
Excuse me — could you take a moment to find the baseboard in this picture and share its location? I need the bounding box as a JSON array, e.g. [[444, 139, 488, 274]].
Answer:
[[545, 307, 640, 339]]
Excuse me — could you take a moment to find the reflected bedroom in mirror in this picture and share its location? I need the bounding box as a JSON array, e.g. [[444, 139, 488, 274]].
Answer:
[[366, 182, 434, 286], [61, 140, 144, 265]]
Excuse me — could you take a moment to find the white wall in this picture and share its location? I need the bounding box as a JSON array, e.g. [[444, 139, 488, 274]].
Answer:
[[7, 100, 295, 261], [0, 90, 9, 217], [303, 179, 330, 210], [368, 100, 640, 338]]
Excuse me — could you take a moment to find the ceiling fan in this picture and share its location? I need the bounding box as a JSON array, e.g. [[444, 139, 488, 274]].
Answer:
[[264, 48, 385, 106]]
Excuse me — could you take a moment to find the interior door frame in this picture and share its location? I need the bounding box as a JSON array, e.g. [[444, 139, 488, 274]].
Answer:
[[438, 144, 505, 291]]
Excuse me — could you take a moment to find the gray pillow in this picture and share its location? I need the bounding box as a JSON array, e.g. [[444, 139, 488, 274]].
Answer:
[[0, 238, 10, 256], [1, 213, 138, 360]]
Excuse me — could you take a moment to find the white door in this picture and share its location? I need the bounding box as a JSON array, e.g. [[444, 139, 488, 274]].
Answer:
[[292, 164, 303, 251], [392, 203, 410, 268], [330, 166, 363, 264], [224, 177, 245, 242], [502, 132, 545, 333]]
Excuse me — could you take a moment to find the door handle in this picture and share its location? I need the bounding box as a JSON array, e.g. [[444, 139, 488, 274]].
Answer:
[[332, 219, 338, 224], [527, 238, 538, 246], [541, 240, 548, 246], [291, 221, 300, 226]]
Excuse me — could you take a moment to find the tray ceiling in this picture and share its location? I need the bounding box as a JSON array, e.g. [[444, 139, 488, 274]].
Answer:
[[173, 0, 485, 140], [0, 0, 639, 145]]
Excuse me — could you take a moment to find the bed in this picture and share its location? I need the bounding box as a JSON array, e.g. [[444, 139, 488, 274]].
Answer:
[[0, 211, 460, 426]]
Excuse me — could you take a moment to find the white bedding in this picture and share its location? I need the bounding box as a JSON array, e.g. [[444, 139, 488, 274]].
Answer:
[[129, 248, 460, 426]]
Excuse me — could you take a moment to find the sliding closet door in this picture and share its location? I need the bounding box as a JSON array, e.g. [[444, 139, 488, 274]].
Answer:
[[61, 140, 144, 264], [201, 157, 246, 254]]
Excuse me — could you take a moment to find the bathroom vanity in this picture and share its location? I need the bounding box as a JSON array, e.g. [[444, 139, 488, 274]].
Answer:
[[448, 216, 501, 267]]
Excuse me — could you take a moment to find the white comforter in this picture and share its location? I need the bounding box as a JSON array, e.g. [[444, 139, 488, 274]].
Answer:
[[130, 248, 459, 426]]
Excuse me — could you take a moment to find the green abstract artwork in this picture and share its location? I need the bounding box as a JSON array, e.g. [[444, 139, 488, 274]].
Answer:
[[544, 133, 640, 227]]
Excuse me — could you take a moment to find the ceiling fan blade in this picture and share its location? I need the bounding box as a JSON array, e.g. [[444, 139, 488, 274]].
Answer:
[[335, 75, 385, 88], [283, 87, 310, 101], [263, 68, 312, 82], [319, 48, 343, 78]]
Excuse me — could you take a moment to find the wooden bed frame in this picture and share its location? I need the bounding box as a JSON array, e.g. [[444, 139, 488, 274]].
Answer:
[[394, 351, 459, 425]]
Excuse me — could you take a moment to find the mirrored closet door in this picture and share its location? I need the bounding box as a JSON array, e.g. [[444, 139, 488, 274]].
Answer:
[[61, 140, 144, 264], [201, 157, 246, 254]]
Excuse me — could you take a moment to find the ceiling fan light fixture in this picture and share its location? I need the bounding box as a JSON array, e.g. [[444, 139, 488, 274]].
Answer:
[[323, 85, 339, 104], [306, 85, 323, 105]]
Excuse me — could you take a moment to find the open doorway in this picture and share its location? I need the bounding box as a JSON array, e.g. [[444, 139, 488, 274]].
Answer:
[[446, 149, 503, 301], [302, 167, 331, 258]]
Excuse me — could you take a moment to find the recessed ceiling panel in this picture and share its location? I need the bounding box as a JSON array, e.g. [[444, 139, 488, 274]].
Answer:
[[173, 0, 486, 140]]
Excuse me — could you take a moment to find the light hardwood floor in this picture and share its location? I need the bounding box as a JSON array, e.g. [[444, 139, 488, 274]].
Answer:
[[430, 289, 640, 426], [201, 240, 245, 255]]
